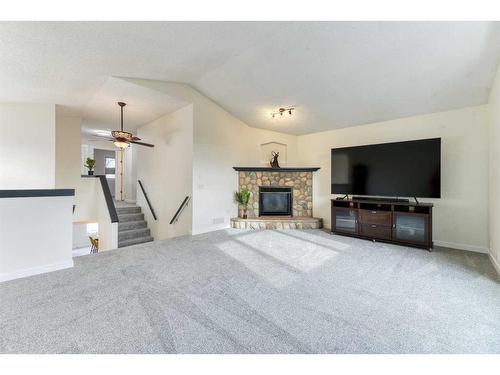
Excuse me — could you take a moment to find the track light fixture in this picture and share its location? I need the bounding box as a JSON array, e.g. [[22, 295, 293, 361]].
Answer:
[[271, 107, 295, 119]]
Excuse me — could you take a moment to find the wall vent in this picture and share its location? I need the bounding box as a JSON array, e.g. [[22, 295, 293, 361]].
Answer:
[[212, 217, 225, 225]]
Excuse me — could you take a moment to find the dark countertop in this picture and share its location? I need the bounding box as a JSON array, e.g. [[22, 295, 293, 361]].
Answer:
[[0, 189, 75, 198]]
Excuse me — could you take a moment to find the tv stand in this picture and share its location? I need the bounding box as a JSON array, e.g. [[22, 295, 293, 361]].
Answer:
[[331, 198, 433, 250]]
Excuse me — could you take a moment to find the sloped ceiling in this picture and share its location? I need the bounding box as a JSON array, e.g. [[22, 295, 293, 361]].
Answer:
[[1, 21, 500, 134], [78, 76, 188, 140]]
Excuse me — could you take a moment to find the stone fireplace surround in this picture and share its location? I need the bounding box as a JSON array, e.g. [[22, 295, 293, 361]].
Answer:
[[231, 167, 322, 229]]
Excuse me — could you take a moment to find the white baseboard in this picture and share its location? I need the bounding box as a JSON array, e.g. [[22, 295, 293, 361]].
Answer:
[[433, 240, 489, 254], [0, 259, 74, 283], [72, 246, 91, 257], [326, 230, 488, 254], [489, 254, 500, 276]]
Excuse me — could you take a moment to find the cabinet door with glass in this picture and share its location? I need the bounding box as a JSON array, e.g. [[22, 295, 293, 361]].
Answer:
[[333, 207, 358, 235], [392, 212, 429, 247]]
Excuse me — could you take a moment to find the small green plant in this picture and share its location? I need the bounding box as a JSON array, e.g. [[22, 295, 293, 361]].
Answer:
[[85, 158, 96, 175], [234, 188, 251, 218]]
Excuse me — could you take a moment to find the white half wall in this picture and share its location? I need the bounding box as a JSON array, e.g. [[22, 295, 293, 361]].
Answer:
[[488, 62, 500, 269], [0, 103, 56, 189], [298, 106, 490, 253], [73, 223, 89, 249], [0, 195, 74, 282], [137, 104, 194, 240]]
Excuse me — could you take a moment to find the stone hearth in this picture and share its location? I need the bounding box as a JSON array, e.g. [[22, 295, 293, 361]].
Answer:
[[231, 216, 323, 230]]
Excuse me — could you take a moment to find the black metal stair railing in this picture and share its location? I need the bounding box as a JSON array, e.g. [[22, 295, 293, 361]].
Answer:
[[81, 174, 118, 223], [170, 196, 190, 224], [138, 180, 157, 221]]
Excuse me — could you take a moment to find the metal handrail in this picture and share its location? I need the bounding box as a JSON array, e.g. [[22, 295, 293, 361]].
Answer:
[[97, 175, 119, 223], [170, 196, 190, 224], [138, 180, 157, 221], [81, 174, 118, 222]]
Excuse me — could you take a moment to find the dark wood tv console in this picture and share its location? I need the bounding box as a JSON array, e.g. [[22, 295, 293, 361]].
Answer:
[[331, 198, 433, 250]]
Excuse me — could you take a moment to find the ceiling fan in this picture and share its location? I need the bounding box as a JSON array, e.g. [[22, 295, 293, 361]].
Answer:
[[94, 102, 154, 149]]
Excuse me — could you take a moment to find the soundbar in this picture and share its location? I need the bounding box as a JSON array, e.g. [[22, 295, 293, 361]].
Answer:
[[351, 196, 410, 203]]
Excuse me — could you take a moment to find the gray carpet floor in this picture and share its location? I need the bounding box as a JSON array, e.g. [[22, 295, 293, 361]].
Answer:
[[1, 229, 499, 354]]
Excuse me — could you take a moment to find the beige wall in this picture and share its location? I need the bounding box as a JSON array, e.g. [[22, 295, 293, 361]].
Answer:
[[1, 80, 497, 262], [191, 93, 299, 234], [123, 145, 137, 202], [56, 116, 99, 222], [0, 103, 56, 189], [124, 78, 299, 235], [55, 116, 81, 189], [487, 63, 500, 272], [137, 105, 194, 240], [298, 106, 490, 253], [123, 78, 492, 255]]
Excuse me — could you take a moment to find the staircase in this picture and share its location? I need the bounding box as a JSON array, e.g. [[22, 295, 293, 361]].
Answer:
[[116, 205, 154, 248]]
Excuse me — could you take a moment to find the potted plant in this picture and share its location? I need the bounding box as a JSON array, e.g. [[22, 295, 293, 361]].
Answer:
[[85, 157, 96, 176], [234, 188, 251, 219]]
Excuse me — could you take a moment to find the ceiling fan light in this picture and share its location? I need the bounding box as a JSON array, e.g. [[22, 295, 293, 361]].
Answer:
[[113, 140, 130, 149]]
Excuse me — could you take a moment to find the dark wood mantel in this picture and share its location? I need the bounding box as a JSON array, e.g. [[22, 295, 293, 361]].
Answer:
[[233, 167, 320, 172]]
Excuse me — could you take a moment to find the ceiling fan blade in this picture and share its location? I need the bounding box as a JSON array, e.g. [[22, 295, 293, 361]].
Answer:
[[87, 137, 115, 142], [131, 136, 141, 141], [131, 140, 154, 148]]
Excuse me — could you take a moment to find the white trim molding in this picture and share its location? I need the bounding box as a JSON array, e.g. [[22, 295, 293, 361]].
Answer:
[[326, 231, 489, 254], [490, 254, 500, 276], [433, 240, 489, 254], [0, 260, 73, 283], [72, 246, 91, 257]]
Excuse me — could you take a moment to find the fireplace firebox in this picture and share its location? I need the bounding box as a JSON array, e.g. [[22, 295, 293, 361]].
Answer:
[[259, 186, 292, 216]]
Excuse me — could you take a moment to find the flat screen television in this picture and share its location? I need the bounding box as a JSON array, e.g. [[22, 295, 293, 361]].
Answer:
[[331, 138, 441, 198]]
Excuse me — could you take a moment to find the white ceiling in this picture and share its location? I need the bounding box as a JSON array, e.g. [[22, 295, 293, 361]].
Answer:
[[1, 21, 500, 135]]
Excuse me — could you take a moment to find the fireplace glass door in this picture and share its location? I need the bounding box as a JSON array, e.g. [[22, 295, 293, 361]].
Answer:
[[259, 187, 292, 216]]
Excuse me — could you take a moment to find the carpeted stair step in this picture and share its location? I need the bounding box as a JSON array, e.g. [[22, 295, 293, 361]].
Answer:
[[118, 236, 154, 248], [118, 228, 151, 241], [117, 213, 144, 222], [116, 206, 141, 215], [114, 203, 154, 248], [118, 220, 147, 232]]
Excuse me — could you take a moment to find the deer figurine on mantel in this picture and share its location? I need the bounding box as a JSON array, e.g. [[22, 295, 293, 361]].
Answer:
[[270, 151, 280, 168]]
